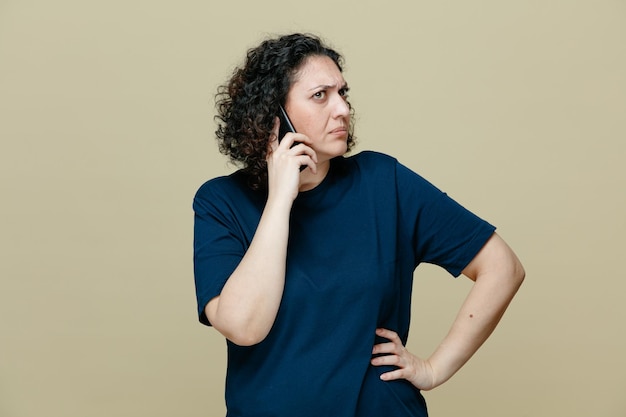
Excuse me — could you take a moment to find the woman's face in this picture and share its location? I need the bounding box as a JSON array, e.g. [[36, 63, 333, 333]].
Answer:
[[284, 55, 350, 163]]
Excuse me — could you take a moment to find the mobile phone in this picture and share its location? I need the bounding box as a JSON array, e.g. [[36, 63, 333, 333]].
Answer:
[[277, 105, 306, 171], [277, 104, 296, 141]]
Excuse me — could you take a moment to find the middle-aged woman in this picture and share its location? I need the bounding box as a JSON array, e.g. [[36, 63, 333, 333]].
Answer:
[[193, 33, 525, 416]]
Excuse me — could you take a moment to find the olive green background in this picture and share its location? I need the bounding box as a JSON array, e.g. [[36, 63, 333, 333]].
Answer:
[[1, 1, 624, 416]]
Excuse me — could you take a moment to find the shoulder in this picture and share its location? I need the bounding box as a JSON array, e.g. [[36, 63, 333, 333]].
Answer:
[[193, 171, 259, 213], [343, 150, 428, 183], [194, 175, 232, 204], [341, 150, 399, 177], [343, 151, 444, 198], [195, 174, 235, 199], [345, 150, 398, 166]]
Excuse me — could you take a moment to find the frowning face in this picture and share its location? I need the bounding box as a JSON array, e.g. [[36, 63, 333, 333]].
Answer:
[[284, 55, 351, 164]]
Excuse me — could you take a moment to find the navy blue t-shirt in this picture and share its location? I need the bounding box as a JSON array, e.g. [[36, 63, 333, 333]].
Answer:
[[193, 151, 495, 417]]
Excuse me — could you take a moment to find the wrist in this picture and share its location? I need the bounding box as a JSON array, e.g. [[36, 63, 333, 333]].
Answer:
[[265, 192, 295, 216]]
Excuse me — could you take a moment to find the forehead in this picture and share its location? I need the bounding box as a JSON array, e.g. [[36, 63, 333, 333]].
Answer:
[[291, 55, 346, 88]]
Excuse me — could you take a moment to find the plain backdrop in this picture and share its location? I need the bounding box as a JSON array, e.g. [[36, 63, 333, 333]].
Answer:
[[1, 1, 625, 416]]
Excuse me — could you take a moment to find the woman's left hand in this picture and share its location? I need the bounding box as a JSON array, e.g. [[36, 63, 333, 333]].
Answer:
[[371, 328, 437, 391]]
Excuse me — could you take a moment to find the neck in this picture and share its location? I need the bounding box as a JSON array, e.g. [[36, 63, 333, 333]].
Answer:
[[298, 160, 331, 192]]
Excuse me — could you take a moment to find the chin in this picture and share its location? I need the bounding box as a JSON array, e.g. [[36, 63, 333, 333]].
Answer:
[[315, 139, 348, 161], [332, 140, 348, 155]]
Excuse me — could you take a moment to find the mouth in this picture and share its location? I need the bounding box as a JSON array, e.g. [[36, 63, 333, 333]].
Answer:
[[330, 126, 348, 135]]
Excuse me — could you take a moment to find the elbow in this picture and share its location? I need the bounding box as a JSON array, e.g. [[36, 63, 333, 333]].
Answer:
[[225, 328, 269, 347], [207, 307, 270, 346], [212, 320, 269, 346], [497, 233, 526, 290], [511, 256, 526, 290], [517, 263, 526, 283]]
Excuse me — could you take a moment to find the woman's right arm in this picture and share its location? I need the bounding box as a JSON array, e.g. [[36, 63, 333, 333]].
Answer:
[[205, 196, 291, 346], [205, 126, 317, 346]]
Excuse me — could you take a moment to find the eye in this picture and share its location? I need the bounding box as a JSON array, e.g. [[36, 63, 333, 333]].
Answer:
[[313, 90, 326, 99], [339, 87, 350, 98]]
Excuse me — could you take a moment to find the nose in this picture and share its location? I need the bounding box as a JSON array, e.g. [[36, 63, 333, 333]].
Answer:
[[332, 94, 350, 119]]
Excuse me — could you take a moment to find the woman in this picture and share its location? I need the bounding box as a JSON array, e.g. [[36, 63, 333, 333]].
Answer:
[[193, 33, 524, 416]]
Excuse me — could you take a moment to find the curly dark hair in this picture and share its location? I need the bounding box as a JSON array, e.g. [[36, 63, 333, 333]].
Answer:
[[214, 33, 356, 190]]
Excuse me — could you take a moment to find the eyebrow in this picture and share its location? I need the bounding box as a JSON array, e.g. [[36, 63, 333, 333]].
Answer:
[[307, 82, 349, 91]]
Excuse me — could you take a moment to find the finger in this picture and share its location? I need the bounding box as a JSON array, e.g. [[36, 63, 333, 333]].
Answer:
[[289, 142, 318, 163], [375, 329, 404, 354], [379, 368, 407, 382], [276, 132, 297, 151], [375, 328, 401, 343], [372, 341, 396, 355], [298, 156, 317, 174], [279, 133, 313, 152], [370, 353, 401, 367]]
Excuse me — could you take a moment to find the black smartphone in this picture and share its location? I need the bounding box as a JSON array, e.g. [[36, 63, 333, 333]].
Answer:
[[277, 105, 306, 171], [277, 104, 296, 141]]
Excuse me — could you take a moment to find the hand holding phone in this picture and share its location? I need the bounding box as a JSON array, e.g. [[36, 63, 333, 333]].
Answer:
[[277, 105, 306, 171]]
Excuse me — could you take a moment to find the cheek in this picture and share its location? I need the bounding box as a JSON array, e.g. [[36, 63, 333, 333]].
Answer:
[[297, 116, 322, 139]]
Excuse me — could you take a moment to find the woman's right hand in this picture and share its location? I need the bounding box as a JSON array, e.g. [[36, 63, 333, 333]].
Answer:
[[267, 117, 317, 203]]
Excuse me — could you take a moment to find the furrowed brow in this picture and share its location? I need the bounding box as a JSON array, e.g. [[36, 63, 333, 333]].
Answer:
[[307, 82, 348, 91]]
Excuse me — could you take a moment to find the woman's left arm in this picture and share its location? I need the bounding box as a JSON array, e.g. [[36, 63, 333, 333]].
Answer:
[[371, 232, 525, 390]]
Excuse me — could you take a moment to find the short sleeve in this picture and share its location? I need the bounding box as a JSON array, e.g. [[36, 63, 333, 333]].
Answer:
[[192, 180, 249, 326], [396, 162, 496, 276]]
